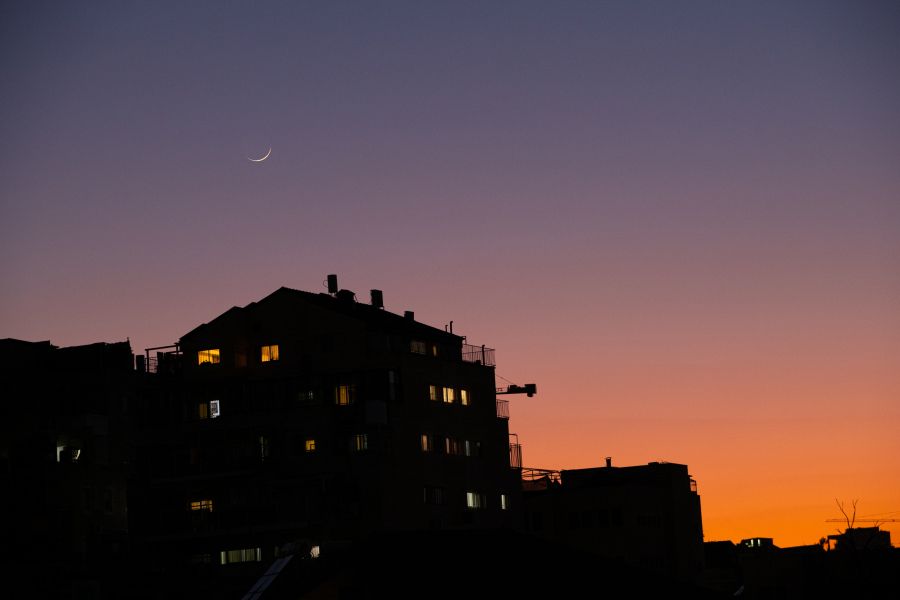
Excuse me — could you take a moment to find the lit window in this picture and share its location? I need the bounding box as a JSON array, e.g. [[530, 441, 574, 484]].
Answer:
[[444, 437, 459, 455], [335, 384, 355, 406], [410, 340, 427, 354], [210, 400, 220, 419], [220, 547, 261, 564], [190, 499, 214, 512], [466, 491, 485, 509], [460, 389, 469, 406], [430, 344, 438, 357], [261, 344, 279, 362], [309, 545, 320, 559], [442, 387, 455, 404], [305, 439, 316, 453], [198, 402, 209, 419], [259, 436, 269, 460], [197, 349, 220, 365], [428, 385, 438, 402], [420, 434, 434, 452], [56, 445, 81, 463], [501, 494, 508, 510], [353, 434, 368, 452], [298, 390, 316, 403]]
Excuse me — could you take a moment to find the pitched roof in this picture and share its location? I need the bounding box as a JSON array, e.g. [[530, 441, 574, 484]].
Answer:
[[181, 286, 461, 342]]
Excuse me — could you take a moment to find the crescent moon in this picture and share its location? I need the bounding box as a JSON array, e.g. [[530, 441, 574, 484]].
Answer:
[[248, 147, 272, 162]]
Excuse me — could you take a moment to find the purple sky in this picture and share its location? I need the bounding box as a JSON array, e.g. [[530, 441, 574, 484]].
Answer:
[[2, 1, 899, 545]]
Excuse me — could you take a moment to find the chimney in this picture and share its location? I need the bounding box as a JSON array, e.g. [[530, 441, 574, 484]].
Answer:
[[327, 274, 338, 294], [404, 310, 415, 320], [605, 457, 612, 468], [370, 289, 384, 309]]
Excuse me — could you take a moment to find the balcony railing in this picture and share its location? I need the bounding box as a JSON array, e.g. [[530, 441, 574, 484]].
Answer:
[[496, 399, 509, 420], [509, 443, 522, 469], [461, 343, 495, 367], [141, 344, 181, 374]]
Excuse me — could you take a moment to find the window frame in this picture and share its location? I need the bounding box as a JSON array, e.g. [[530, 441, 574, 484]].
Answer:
[[197, 348, 221, 365], [260, 344, 280, 363], [335, 383, 356, 406], [442, 387, 455, 404]]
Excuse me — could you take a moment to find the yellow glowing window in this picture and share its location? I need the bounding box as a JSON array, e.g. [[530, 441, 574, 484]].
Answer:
[[420, 434, 433, 452], [220, 547, 261, 565], [190, 499, 214, 512], [335, 384, 355, 406], [261, 344, 279, 362], [198, 402, 209, 419], [354, 433, 368, 452], [410, 340, 427, 354], [442, 387, 455, 404], [428, 385, 438, 401], [197, 349, 220, 365], [430, 344, 438, 357], [305, 439, 316, 452], [460, 389, 469, 406]]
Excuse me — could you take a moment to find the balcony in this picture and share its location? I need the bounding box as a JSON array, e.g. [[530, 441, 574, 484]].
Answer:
[[496, 399, 509, 420], [509, 442, 522, 470], [461, 343, 495, 367], [140, 345, 182, 374]]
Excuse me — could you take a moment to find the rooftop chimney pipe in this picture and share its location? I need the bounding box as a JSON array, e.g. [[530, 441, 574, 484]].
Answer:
[[606, 457, 612, 468], [327, 274, 338, 294], [404, 310, 414, 320], [370, 289, 384, 309]]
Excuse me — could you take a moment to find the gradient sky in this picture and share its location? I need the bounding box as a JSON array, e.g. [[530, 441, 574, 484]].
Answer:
[[2, 1, 899, 547]]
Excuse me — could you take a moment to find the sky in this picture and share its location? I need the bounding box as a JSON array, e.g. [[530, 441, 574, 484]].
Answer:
[[2, 1, 899, 547]]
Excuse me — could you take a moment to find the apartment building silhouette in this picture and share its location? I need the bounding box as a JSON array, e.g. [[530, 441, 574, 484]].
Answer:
[[130, 280, 521, 579]]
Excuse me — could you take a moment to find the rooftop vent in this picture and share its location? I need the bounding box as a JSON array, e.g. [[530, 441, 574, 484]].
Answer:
[[370, 289, 384, 309], [336, 289, 356, 303], [404, 310, 415, 320]]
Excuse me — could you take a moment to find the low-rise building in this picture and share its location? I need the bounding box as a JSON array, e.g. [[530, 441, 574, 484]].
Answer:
[[522, 459, 705, 582]]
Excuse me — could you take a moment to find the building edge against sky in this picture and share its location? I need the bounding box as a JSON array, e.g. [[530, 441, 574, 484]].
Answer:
[[20, 276, 900, 596]]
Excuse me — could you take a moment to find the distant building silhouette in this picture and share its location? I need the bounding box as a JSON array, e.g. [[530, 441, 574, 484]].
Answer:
[[827, 526, 891, 552], [521, 460, 705, 583], [0, 338, 135, 596], [701, 527, 899, 598]]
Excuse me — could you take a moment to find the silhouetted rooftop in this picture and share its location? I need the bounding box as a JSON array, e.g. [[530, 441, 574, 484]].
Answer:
[[180, 286, 462, 343]]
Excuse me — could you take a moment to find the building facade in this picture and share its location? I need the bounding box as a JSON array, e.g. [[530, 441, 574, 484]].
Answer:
[[131, 284, 521, 575], [522, 460, 705, 583], [1, 339, 135, 596]]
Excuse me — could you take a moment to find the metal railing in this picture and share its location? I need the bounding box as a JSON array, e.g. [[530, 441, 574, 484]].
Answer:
[[141, 344, 181, 374], [509, 443, 522, 469], [461, 343, 495, 367], [521, 468, 561, 484], [496, 399, 509, 419], [508, 433, 522, 469]]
